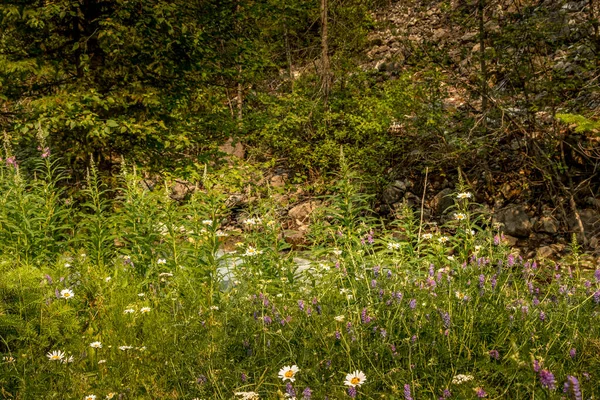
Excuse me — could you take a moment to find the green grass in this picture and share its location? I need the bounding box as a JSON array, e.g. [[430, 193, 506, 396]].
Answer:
[[0, 156, 598, 399]]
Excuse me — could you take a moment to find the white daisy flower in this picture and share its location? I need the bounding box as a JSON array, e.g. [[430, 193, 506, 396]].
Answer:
[[332, 249, 343, 256], [60, 289, 74, 300], [158, 272, 173, 278], [90, 341, 102, 349], [46, 350, 65, 361], [106, 393, 116, 399], [454, 213, 466, 221], [438, 236, 450, 243], [457, 192, 472, 199], [278, 365, 300, 382], [140, 307, 151, 313], [62, 355, 74, 364], [387, 242, 401, 250], [334, 315, 345, 322], [84, 395, 96, 400], [422, 233, 433, 240], [157, 258, 166, 264], [98, 359, 106, 364], [215, 230, 229, 237], [243, 246, 263, 257], [202, 219, 213, 225], [118, 345, 133, 351], [344, 370, 367, 387], [138, 293, 145, 297], [105, 276, 111, 282], [123, 308, 135, 314]]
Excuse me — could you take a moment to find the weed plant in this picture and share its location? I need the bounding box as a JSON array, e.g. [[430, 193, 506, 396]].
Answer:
[[0, 155, 599, 399]]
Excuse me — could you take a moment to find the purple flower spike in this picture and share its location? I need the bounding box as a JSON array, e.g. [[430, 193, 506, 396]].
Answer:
[[569, 348, 576, 359], [302, 387, 312, 400], [403, 384, 413, 400], [347, 386, 357, 398], [286, 382, 296, 397], [409, 299, 416, 310], [489, 349, 500, 360], [563, 375, 582, 400], [594, 269, 600, 282], [539, 369, 556, 390], [475, 387, 487, 398]]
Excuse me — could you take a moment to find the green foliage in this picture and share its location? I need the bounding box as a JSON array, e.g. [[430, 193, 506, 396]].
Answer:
[[557, 113, 600, 134], [1, 156, 600, 399]]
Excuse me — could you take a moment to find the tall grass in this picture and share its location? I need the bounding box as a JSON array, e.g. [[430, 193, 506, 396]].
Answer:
[[1, 155, 599, 399]]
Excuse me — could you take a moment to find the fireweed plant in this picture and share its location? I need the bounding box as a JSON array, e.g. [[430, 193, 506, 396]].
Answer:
[[0, 154, 599, 399]]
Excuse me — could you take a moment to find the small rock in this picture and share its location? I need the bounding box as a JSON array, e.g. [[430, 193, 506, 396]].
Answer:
[[496, 205, 532, 237], [288, 201, 318, 225], [270, 174, 287, 188], [503, 235, 519, 247], [219, 137, 245, 159], [284, 230, 307, 248], [537, 216, 558, 234], [382, 180, 407, 204], [537, 246, 554, 259], [431, 188, 454, 215]]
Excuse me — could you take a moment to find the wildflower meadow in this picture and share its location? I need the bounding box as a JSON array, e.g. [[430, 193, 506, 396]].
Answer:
[[0, 155, 599, 399]]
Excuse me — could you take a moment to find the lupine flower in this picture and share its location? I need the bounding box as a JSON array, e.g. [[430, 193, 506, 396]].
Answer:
[[241, 373, 247, 382], [347, 387, 357, 398], [263, 316, 272, 325], [335, 331, 341, 340], [533, 360, 540, 372], [302, 387, 312, 400], [539, 311, 546, 321], [539, 369, 556, 390], [298, 300, 304, 311], [409, 299, 417, 309], [594, 269, 600, 282], [441, 389, 451, 398], [403, 384, 413, 400], [563, 375, 581, 400], [489, 350, 500, 360], [285, 382, 296, 397], [569, 348, 576, 359], [474, 387, 487, 398]]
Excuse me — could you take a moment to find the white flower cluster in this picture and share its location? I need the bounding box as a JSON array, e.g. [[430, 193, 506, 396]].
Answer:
[[452, 374, 474, 384]]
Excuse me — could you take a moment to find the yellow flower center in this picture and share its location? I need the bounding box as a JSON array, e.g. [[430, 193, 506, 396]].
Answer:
[[351, 377, 360, 385], [51, 355, 60, 360], [284, 370, 294, 378]]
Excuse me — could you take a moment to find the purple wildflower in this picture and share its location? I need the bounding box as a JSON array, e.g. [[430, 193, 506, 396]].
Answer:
[[44, 274, 53, 284], [373, 265, 380, 277], [5, 156, 17, 168], [475, 387, 487, 398], [594, 291, 600, 304], [286, 382, 296, 398], [196, 374, 207, 384], [594, 269, 600, 282], [539, 369, 557, 390], [335, 330, 341, 340], [507, 254, 515, 267], [442, 389, 451, 398], [361, 308, 373, 324], [371, 279, 377, 288], [533, 360, 540, 372], [380, 328, 387, 338], [347, 386, 357, 398], [302, 387, 312, 400], [479, 274, 485, 288], [298, 300, 305, 311], [533, 297, 540, 306], [539, 311, 546, 322], [241, 373, 247, 382], [409, 299, 416, 310], [491, 274, 497, 289], [346, 321, 352, 333], [440, 311, 451, 329], [569, 348, 576, 359], [563, 375, 582, 400], [489, 349, 500, 360], [403, 384, 413, 400], [429, 264, 435, 276], [263, 315, 272, 325]]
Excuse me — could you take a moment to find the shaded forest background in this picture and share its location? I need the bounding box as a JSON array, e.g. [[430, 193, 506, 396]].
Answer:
[[1, 0, 600, 250]]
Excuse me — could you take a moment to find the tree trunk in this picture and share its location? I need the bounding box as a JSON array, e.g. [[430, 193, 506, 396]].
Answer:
[[321, 0, 331, 102], [478, 0, 487, 132]]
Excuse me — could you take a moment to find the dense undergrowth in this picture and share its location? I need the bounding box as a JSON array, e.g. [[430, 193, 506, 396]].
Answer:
[[0, 155, 599, 400]]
